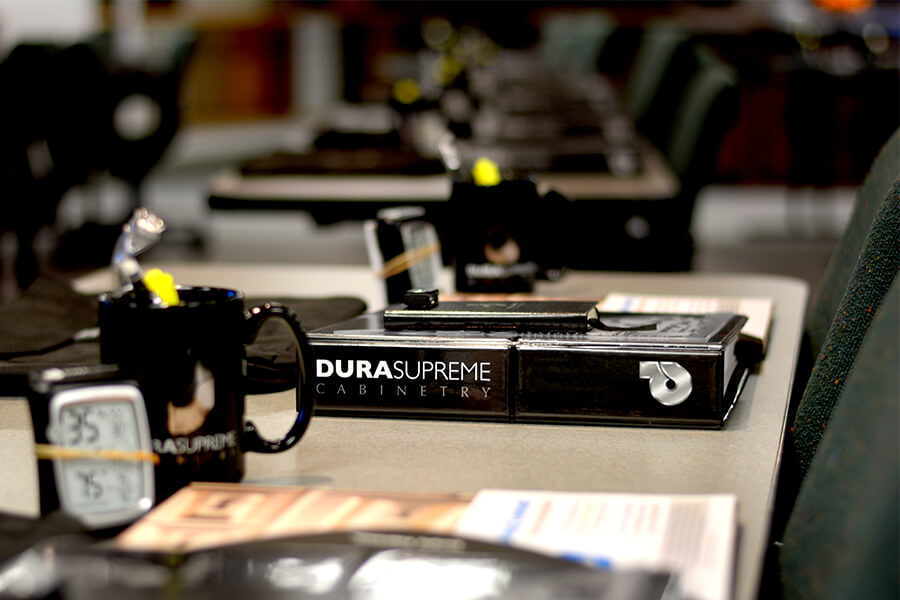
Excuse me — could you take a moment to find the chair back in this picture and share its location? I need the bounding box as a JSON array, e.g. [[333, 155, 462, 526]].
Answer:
[[779, 275, 899, 600], [765, 129, 900, 553], [805, 128, 900, 357], [791, 176, 900, 480], [663, 45, 738, 206], [622, 23, 693, 148], [539, 11, 614, 75]]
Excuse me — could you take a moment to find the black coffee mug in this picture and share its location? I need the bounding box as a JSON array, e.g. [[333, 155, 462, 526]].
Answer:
[[98, 286, 314, 502]]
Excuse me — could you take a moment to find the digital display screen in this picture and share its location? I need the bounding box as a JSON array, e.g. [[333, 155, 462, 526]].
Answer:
[[57, 402, 147, 514], [48, 384, 155, 527]]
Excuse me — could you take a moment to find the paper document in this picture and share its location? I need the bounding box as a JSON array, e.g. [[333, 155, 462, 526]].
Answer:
[[116, 484, 472, 553], [454, 490, 738, 600], [117, 484, 736, 600]]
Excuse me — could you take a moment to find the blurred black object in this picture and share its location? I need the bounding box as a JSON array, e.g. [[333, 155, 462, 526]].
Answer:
[[0, 43, 104, 290], [0, 32, 195, 291], [0, 530, 677, 600], [450, 179, 570, 293], [0, 511, 87, 566], [99, 33, 195, 195], [785, 41, 900, 188]]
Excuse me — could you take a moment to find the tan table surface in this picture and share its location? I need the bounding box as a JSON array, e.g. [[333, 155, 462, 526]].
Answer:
[[1, 263, 807, 600]]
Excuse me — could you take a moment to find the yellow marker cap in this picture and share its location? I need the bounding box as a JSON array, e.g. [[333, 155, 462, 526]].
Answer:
[[472, 157, 501, 187], [392, 78, 421, 105], [143, 268, 180, 306]]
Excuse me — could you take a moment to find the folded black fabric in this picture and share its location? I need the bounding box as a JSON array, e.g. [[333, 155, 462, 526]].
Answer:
[[244, 296, 366, 394], [0, 278, 98, 359], [0, 510, 87, 565], [0, 280, 366, 397], [245, 296, 366, 332]]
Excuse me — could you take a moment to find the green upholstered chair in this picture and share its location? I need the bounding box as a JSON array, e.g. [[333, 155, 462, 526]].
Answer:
[[622, 23, 695, 150], [571, 26, 738, 273], [764, 130, 899, 565], [538, 10, 615, 75], [787, 129, 900, 420], [804, 128, 900, 361], [627, 44, 738, 271], [578, 41, 738, 273], [791, 160, 899, 481], [663, 45, 738, 214], [777, 275, 899, 600]]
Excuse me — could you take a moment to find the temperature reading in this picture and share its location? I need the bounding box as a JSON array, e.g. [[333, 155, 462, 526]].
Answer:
[[55, 402, 146, 511], [61, 407, 101, 446], [77, 468, 104, 499], [46, 384, 155, 527]]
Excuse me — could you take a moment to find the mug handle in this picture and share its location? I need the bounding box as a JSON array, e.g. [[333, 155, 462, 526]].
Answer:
[[241, 302, 314, 453]]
